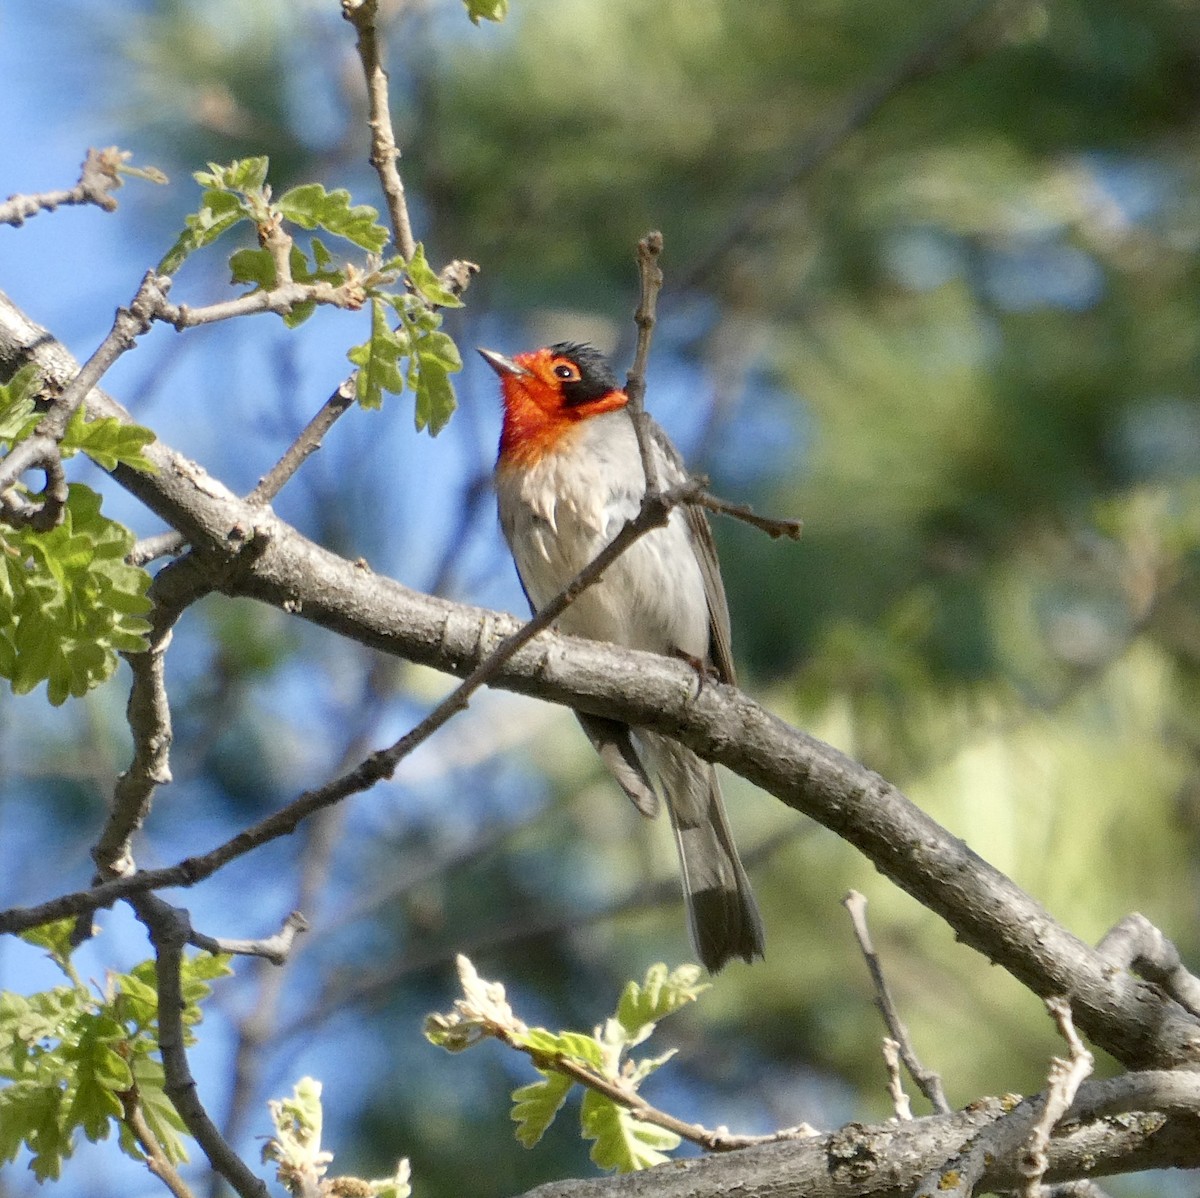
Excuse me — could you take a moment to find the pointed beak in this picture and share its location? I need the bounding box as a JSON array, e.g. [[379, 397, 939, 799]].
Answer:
[[477, 348, 530, 378]]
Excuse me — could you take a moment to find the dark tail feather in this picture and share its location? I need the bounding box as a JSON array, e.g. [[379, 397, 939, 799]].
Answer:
[[650, 737, 765, 972]]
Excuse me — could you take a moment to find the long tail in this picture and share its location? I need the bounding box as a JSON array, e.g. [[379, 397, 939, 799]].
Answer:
[[645, 734, 765, 972]]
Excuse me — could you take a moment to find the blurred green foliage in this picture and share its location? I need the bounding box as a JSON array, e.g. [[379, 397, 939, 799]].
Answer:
[[4, 0, 1200, 1195], [0, 922, 230, 1182]]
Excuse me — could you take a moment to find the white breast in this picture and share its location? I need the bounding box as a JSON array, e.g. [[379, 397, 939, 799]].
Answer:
[[496, 411, 710, 660]]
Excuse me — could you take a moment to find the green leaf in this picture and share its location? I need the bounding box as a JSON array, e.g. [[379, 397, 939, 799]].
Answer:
[[413, 354, 458, 435], [628, 1047, 678, 1085], [511, 1069, 573, 1148], [347, 300, 408, 410], [228, 246, 277, 291], [14, 1082, 69, 1181], [114, 971, 158, 1033], [179, 953, 233, 1024], [284, 238, 349, 328], [615, 964, 708, 1044], [406, 243, 464, 308], [515, 1027, 604, 1068], [128, 1056, 188, 1165], [62, 1017, 129, 1143], [0, 363, 43, 446], [157, 157, 276, 273], [61, 408, 157, 473], [278, 183, 389, 253], [19, 920, 79, 974], [463, 0, 509, 23], [580, 1090, 679, 1173], [195, 156, 270, 193], [157, 188, 250, 274], [0, 484, 152, 703]]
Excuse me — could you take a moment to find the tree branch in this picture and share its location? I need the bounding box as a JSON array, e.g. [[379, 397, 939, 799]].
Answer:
[[187, 909, 308, 965], [132, 894, 269, 1198], [119, 1085, 196, 1198], [0, 146, 133, 228], [692, 490, 803, 540], [342, 0, 418, 260], [624, 231, 665, 496], [512, 1071, 1200, 1198], [3, 291, 1200, 1076], [1097, 912, 1200, 1019]]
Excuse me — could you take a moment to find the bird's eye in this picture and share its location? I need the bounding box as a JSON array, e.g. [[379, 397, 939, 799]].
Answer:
[[553, 364, 577, 380]]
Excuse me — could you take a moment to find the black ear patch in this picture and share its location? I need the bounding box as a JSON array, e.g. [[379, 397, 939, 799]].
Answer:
[[548, 341, 621, 407]]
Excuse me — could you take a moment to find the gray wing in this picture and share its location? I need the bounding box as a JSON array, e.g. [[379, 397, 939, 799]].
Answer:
[[682, 503, 736, 686], [648, 418, 737, 686]]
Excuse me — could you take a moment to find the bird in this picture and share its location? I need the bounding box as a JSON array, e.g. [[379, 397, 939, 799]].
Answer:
[[479, 340, 765, 972]]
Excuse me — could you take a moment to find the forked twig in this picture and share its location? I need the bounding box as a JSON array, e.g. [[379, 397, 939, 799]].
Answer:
[[843, 890, 950, 1114]]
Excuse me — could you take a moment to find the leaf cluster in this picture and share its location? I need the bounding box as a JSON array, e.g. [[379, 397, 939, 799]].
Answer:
[[157, 156, 389, 276], [425, 957, 708, 1173], [0, 367, 156, 704], [159, 158, 464, 433], [263, 1076, 412, 1198], [0, 921, 230, 1182]]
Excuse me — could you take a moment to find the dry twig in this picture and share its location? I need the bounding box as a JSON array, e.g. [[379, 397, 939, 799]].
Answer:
[[624, 230, 665, 495], [342, 0, 417, 259], [0, 146, 144, 227], [1020, 998, 1095, 1198], [843, 890, 951, 1114]]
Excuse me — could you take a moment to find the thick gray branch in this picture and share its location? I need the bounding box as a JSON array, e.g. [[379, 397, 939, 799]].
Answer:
[[2, 291, 1200, 1077], [512, 1073, 1200, 1198]]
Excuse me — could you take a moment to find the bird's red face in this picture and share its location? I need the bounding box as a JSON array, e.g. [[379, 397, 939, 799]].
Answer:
[[480, 343, 628, 468]]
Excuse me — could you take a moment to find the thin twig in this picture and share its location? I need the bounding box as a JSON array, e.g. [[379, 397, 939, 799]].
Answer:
[[694, 490, 803, 540], [624, 231, 665, 496], [0, 146, 133, 228], [129, 531, 187, 567], [250, 378, 358, 503], [188, 909, 308, 965], [843, 890, 951, 1114], [881, 1038, 913, 1121], [155, 278, 366, 330], [343, 0, 418, 260], [1021, 998, 1095, 1198], [514, 1029, 818, 1153], [87, 553, 216, 871], [0, 437, 69, 530], [130, 376, 360, 565], [93, 617, 176, 879], [119, 1086, 196, 1198]]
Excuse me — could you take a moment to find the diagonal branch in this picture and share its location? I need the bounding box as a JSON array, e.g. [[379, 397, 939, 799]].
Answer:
[[512, 1071, 1200, 1198], [2, 291, 1200, 1076]]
